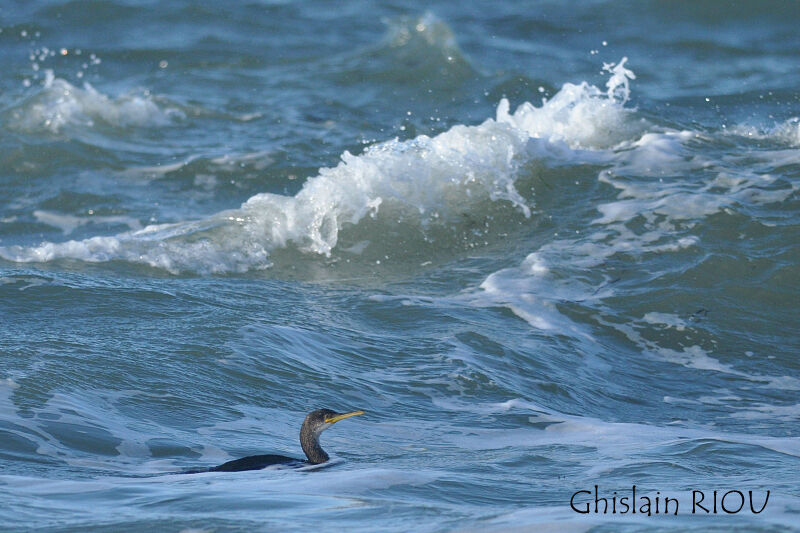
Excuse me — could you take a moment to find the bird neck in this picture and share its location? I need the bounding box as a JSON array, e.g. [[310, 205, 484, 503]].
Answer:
[[300, 423, 329, 464]]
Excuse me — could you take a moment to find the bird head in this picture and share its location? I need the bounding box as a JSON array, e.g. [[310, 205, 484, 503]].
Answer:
[[304, 408, 365, 436]]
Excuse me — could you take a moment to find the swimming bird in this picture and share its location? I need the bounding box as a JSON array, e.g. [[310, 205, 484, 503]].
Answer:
[[187, 409, 365, 473]]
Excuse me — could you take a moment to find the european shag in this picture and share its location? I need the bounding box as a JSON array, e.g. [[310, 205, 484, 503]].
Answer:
[[186, 409, 364, 473]]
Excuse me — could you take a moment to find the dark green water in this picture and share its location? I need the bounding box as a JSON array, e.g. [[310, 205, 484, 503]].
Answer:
[[1, 1, 799, 531]]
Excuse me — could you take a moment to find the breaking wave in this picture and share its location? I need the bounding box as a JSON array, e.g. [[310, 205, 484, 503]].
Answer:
[[5, 70, 183, 135], [1, 59, 645, 274]]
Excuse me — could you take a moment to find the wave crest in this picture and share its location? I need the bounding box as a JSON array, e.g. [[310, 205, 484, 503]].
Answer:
[[5, 70, 183, 135], [1, 62, 642, 274]]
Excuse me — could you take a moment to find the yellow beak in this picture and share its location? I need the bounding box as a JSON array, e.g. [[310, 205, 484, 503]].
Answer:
[[325, 410, 365, 424]]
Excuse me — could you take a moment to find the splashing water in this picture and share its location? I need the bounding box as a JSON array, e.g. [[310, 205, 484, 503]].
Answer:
[[6, 70, 182, 134], [0, 59, 642, 273], [603, 57, 636, 104]]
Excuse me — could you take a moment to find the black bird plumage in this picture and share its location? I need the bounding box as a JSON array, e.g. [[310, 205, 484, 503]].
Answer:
[[185, 408, 364, 473]]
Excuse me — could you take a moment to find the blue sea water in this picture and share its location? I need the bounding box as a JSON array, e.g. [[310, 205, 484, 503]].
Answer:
[[1, 1, 799, 531]]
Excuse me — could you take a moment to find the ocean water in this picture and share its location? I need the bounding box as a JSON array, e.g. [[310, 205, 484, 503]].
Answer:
[[1, 1, 799, 531]]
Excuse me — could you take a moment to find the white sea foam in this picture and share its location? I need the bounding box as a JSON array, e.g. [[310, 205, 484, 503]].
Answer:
[[729, 117, 800, 146], [6, 70, 182, 134], [473, 252, 599, 335], [496, 57, 644, 149], [772, 117, 800, 146], [4, 60, 790, 277], [471, 109, 796, 335], [0, 63, 640, 273]]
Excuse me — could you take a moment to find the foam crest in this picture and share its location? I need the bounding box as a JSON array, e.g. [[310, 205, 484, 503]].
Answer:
[[729, 117, 800, 146], [6, 70, 182, 134], [496, 58, 645, 149], [774, 117, 800, 146], [1, 62, 642, 273], [239, 119, 532, 257]]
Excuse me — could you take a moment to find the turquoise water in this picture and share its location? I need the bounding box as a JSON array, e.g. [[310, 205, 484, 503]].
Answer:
[[1, 1, 799, 531]]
